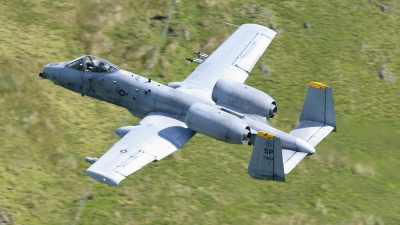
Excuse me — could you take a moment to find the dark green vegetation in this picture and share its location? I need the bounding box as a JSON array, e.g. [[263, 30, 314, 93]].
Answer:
[[1, 0, 399, 224]]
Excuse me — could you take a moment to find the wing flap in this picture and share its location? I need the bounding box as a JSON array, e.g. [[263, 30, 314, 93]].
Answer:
[[116, 151, 156, 176]]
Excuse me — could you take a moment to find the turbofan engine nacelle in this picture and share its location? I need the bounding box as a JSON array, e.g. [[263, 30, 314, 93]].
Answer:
[[212, 78, 277, 119], [185, 103, 251, 144]]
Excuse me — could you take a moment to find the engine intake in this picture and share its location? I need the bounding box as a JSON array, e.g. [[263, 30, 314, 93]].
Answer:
[[212, 78, 277, 119], [185, 103, 251, 144]]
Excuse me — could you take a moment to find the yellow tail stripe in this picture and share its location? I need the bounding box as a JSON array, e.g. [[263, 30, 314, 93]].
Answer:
[[309, 81, 326, 90], [257, 131, 274, 139]]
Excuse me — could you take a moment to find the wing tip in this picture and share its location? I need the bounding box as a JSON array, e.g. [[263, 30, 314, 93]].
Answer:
[[240, 23, 278, 36], [86, 168, 125, 186]]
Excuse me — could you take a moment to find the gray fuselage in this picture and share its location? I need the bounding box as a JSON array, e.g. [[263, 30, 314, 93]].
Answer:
[[42, 59, 315, 154]]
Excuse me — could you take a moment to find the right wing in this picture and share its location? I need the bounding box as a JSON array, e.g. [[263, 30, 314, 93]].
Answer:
[[86, 112, 196, 186], [183, 24, 277, 92]]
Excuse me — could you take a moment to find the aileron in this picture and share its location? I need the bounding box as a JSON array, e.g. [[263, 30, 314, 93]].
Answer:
[[233, 33, 273, 73]]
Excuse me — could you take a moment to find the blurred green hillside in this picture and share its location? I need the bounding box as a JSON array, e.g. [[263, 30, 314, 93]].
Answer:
[[0, 0, 399, 224]]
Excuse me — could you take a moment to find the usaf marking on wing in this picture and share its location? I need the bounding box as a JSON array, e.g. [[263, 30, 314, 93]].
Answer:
[[39, 24, 337, 186]]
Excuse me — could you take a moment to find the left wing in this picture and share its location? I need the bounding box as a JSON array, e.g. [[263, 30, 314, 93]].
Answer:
[[184, 24, 277, 89], [86, 112, 196, 186]]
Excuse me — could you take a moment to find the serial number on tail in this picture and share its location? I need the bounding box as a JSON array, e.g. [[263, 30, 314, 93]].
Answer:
[[263, 156, 274, 161]]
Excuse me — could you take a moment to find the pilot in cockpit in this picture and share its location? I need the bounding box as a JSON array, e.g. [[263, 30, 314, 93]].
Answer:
[[85, 60, 97, 72], [67, 55, 118, 73], [98, 61, 111, 72], [86, 59, 111, 72]]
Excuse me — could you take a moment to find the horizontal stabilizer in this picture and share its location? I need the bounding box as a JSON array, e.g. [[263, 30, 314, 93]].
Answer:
[[248, 131, 285, 182], [290, 120, 334, 147], [282, 150, 307, 174]]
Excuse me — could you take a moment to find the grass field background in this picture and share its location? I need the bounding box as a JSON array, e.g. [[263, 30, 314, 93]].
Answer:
[[0, 0, 399, 224]]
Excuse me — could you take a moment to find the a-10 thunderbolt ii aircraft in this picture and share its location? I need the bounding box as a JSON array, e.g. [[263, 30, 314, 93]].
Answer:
[[40, 24, 337, 186]]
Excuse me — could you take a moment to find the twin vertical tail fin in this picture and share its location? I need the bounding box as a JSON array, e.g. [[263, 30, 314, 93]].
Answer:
[[248, 82, 337, 181], [248, 131, 285, 182], [290, 81, 337, 146]]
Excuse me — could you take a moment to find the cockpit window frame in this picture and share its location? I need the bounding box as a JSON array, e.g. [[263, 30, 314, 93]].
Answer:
[[66, 56, 84, 71], [87, 55, 120, 71], [66, 55, 120, 73]]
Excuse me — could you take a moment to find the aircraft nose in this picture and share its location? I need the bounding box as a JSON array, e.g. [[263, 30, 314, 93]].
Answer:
[[41, 65, 51, 78], [41, 63, 55, 79], [41, 62, 64, 81]]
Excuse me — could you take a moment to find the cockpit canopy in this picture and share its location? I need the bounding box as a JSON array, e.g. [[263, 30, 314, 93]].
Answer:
[[66, 55, 119, 73]]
